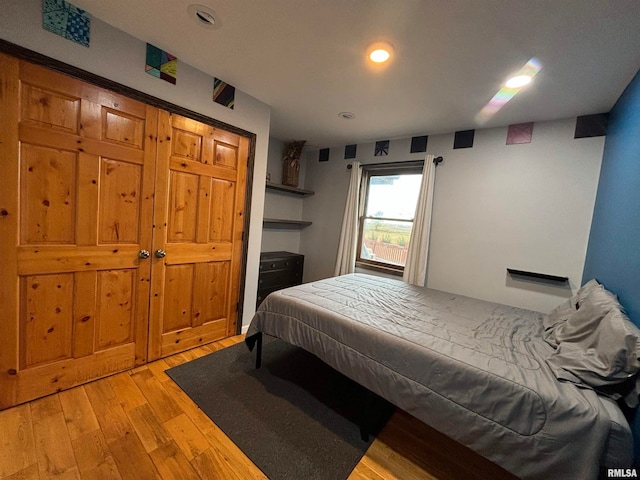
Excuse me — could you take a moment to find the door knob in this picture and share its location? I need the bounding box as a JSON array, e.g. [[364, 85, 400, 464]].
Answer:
[[154, 249, 167, 258], [138, 250, 151, 259]]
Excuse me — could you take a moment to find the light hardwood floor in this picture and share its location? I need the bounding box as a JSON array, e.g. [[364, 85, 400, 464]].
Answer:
[[0, 335, 516, 480]]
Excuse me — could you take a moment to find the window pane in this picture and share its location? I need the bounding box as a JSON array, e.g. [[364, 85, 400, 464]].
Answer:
[[361, 218, 412, 267], [365, 174, 422, 219]]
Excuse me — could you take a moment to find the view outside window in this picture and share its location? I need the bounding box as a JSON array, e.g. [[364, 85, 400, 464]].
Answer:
[[359, 173, 422, 268]]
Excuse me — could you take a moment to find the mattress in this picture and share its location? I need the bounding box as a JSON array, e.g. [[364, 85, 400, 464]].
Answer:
[[246, 273, 632, 480]]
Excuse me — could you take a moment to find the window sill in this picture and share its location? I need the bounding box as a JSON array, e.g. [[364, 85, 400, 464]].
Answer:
[[355, 261, 404, 277]]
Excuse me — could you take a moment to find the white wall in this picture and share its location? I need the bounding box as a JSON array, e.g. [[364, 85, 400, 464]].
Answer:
[[301, 119, 604, 313], [261, 137, 308, 253], [427, 119, 603, 312], [0, 0, 271, 327]]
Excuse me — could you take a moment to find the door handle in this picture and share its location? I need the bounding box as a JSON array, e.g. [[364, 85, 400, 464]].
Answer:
[[138, 250, 151, 259], [154, 249, 167, 259]]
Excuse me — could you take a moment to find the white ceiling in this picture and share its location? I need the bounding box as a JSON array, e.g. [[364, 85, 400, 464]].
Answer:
[[72, 0, 640, 149]]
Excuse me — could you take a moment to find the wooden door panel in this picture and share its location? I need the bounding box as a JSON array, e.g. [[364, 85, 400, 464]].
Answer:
[[171, 128, 203, 161], [162, 264, 195, 333], [98, 158, 143, 244], [149, 112, 248, 360], [96, 269, 136, 350], [167, 171, 199, 243], [160, 261, 230, 334], [20, 145, 77, 244], [209, 178, 235, 242], [21, 273, 74, 368], [0, 56, 157, 408], [20, 83, 80, 133], [214, 141, 239, 169], [192, 261, 230, 326], [102, 108, 145, 149]]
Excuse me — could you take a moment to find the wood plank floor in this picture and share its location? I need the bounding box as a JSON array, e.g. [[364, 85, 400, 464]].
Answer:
[[0, 335, 516, 480]]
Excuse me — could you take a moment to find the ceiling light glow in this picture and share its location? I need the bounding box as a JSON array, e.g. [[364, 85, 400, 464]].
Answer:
[[370, 49, 391, 63], [506, 74, 532, 88], [367, 42, 393, 64]]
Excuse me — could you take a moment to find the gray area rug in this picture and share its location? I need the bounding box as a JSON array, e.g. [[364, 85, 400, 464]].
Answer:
[[166, 336, 394, 480]]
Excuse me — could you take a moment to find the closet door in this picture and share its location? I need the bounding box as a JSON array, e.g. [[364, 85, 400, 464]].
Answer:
[[0, 55, 157, 408], [148, 111, 248, 360]]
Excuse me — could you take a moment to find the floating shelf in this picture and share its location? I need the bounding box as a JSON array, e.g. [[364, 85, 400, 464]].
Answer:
[[265, 182, 315, 197], [263, 218, 312, 229], [507, 268, 569, 283]]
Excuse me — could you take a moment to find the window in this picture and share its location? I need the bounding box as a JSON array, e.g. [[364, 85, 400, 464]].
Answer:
[[356, 162, 423, 273]]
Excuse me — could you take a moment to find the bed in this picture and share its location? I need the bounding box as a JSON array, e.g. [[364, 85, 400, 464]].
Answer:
[[245, 273, 637, 480]]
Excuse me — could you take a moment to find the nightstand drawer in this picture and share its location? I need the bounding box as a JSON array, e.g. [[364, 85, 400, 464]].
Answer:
[[259, 267, 303, 290], [259, 257, 303, 272]]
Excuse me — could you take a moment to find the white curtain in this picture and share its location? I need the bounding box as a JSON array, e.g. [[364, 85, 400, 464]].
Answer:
[[403, 154, 436, 286], [334, 161, 362, 276]]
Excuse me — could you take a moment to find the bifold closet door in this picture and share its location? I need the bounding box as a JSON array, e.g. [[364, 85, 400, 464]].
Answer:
[[148, 112, 248, 360], [0, 54, 157, 408]]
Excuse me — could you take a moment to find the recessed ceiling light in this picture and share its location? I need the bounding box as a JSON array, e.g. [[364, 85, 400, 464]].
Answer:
[[187, 4, 220, 29], [505, 74, 532, 88], [370, 49, 390, 63], [338, 112, 355, 120], [366, 42, 393, 63]]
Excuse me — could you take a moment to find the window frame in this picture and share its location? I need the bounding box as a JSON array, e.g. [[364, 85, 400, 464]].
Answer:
[[355, 161, 424, 275]]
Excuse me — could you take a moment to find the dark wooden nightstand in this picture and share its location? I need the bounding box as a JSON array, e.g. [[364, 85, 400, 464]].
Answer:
[[257, 251, 304, 308]]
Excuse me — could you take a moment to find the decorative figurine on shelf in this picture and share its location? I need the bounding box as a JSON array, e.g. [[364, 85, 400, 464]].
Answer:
[[282, 140, 306, 187]]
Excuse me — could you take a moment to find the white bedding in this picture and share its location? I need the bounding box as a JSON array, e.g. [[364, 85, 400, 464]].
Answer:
[[246, 274, 632, 479]]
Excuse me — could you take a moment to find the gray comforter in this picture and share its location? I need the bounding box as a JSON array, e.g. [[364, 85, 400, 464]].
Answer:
[[245, 274, 621, 479]]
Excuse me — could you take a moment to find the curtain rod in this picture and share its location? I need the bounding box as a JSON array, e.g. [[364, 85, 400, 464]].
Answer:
[[347, 156, 443, 169]]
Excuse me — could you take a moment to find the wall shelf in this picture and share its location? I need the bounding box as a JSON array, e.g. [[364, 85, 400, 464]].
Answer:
[[263, 218, 312, 229], [265, 182, 315, 197], [507, 268, 569, 283]]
